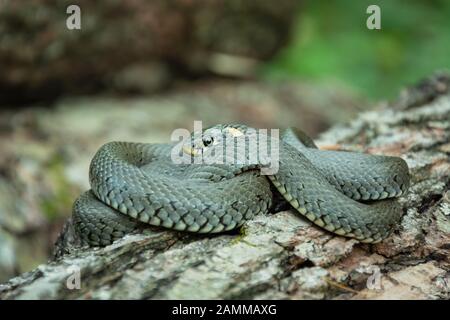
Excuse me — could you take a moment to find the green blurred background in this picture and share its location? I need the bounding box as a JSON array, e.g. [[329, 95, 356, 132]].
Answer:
[[264, 0, 450, 100]]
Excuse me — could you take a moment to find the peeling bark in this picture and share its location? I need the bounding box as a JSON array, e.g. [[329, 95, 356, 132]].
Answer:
[[0, 73, 449, 300]]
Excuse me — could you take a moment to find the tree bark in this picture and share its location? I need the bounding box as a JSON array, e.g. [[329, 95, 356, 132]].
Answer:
[[0, 73, 449, 300]]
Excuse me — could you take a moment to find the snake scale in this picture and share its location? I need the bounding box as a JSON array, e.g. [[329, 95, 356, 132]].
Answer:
[[72, 124, 410, 246]]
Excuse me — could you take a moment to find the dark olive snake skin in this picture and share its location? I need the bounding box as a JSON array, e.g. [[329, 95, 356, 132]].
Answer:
[[72, 125, 410, 246]]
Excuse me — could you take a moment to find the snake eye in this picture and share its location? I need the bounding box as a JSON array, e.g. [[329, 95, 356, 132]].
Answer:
[[202, 136, 214, 147]]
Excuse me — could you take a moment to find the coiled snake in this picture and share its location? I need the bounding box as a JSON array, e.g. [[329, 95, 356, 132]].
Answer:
[[72, 124, 409, 246]]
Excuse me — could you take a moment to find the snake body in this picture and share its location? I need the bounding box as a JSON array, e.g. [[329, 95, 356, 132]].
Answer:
[[72, 124, 409, 246]]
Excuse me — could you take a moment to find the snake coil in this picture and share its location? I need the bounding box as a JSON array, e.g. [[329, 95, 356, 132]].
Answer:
[[72, 124, 410, 246]]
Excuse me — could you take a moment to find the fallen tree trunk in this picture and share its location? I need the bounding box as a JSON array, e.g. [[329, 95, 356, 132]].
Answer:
[[1, 73, 449, 300]]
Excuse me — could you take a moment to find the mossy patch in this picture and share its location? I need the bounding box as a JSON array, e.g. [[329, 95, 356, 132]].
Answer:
[[231, 225, 258, 247], [40, 154, 77, 222]]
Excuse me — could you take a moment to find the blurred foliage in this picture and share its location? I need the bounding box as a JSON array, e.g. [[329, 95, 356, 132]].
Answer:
[[263, 0, 450, 100]]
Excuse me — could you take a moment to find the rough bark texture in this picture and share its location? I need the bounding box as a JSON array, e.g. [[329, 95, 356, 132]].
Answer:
[[0, 73, 449, 300]]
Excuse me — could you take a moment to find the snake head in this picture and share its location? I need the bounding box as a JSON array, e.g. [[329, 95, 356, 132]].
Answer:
[[181, 123, 279, 174], [182, 124, 248, 158]]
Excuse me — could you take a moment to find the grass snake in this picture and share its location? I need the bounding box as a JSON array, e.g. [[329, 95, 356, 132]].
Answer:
[[72, 124, 410, 246]]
